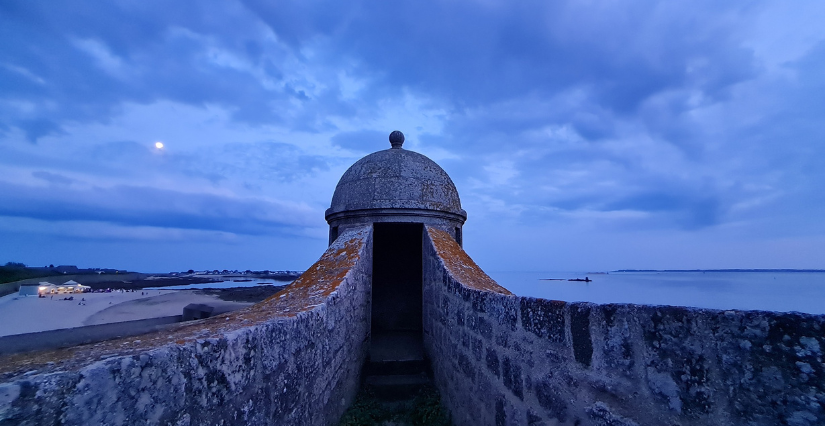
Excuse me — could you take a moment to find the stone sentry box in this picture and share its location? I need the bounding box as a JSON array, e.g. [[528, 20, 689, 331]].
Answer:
[[325, 130, 467, 373], [325, 130, 466, 247]]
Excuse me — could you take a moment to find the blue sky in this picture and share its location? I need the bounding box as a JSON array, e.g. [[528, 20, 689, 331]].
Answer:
[[1, 0, 824, 272]]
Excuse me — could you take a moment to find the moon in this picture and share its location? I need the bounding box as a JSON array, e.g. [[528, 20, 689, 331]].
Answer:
[[155, 141, 164, 149]]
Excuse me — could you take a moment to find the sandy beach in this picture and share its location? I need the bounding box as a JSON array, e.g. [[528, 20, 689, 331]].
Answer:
[[0, 290, 251, 337], [83, 291, 252, 325]]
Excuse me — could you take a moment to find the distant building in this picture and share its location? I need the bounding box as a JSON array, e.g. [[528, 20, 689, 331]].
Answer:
[[55, 265, 79, 274]]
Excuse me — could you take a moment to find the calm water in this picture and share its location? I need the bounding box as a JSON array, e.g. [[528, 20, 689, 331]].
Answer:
[[146, 278, 292, 290], [486, 271, 825, 315], [144, 272, 825, 314]]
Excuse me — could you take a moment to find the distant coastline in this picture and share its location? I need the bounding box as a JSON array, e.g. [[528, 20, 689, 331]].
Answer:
[[613, 269, 825, 273]]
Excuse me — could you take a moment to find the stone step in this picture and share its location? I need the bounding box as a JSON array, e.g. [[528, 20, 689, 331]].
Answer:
[[369, 331, 424, 363], [364, 373, 432, 401]]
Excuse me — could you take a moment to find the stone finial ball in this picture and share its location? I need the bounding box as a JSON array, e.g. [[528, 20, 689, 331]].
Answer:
[[389, 130, 405, 149]]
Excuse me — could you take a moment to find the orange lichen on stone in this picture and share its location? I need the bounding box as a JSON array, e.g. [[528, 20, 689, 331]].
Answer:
[[0, 228, 370, 380], [253, 233, 366, 316], [427, 226, 513, 295]]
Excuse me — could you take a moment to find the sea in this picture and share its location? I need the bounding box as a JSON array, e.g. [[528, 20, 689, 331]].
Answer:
[[143, 271, 825, 315], [486, 270, 825, 315], [146, 278, 291, 290]]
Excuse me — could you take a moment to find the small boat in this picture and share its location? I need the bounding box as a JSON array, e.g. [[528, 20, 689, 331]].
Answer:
[[568, 277, 592, 282]]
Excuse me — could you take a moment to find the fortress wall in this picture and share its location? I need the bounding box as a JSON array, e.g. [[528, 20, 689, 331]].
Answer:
[[0, 226, 373, 426], [422, 226, 824, 426]]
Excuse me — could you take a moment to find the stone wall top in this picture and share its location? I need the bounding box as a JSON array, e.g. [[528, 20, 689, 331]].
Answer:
[[0, 226, 372, 382], [426, 226, 512, 295], [265, 226, 370, 316]]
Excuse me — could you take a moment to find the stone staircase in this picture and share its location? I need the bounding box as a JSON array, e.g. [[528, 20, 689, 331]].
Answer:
[[364, 331, 431, 402]]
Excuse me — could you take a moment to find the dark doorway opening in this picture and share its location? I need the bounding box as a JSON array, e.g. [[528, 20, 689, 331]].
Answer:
[[366, 222, 428, 400], [372, 222, 423, 334], [370, 222, 424, 363]]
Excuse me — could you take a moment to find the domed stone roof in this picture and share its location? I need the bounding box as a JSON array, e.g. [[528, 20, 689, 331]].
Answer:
[[326, 132, 466, 221]]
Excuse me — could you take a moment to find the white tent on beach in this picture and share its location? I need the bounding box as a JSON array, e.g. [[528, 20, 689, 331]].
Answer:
[[61, 280, 91, 293], [36, 280, 90, 295], [37, 282, 58, 295], [37, 281, 57, 294]]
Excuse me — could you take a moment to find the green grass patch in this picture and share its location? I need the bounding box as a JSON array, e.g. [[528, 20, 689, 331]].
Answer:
[[339, 385, 451, 426]]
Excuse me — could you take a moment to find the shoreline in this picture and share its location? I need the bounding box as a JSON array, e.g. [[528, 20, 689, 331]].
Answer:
[[0, 286, 283, 337]]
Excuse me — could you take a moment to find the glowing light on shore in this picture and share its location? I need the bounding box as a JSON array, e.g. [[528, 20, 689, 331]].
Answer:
[[155, 141, 164, 149]]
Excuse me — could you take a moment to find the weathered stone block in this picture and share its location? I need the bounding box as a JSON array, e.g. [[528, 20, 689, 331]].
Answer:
[[501, 356, 523, 400], [457, 351, 476, 382], [471, 336, 483, 362], [486, 347, 500, 377], [570, 303, 593, 368], [495, 397, 506, 426], [586, 401, 639, 426], [534, 378, 567, 422], [520, 298, 565, 343]]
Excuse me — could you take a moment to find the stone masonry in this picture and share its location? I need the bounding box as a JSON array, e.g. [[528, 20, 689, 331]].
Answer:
[[423, 226, 824, 426]]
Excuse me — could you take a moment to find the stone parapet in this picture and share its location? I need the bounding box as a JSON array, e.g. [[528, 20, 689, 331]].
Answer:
[[422, 226, 824, 426], [0, 226, 374, 426]]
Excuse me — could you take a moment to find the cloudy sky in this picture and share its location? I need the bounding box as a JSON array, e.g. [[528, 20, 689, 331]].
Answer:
[[1, 1, 824, 273]]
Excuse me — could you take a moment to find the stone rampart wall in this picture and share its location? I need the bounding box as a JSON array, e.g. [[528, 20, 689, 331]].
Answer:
[[422, 226, 824, 426], [0, 226, 374, 426]]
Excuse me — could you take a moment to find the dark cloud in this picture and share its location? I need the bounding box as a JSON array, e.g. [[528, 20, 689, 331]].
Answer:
[[603, 192, 723, 229], [0, 181, 315, 236], [0, 1, 362, 140], [17, 119, 66, 143], [1, 0, 763, 142], [31, 171, 75, 186], [248, 0, 758, 114], [216, 142, 331, 182]]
